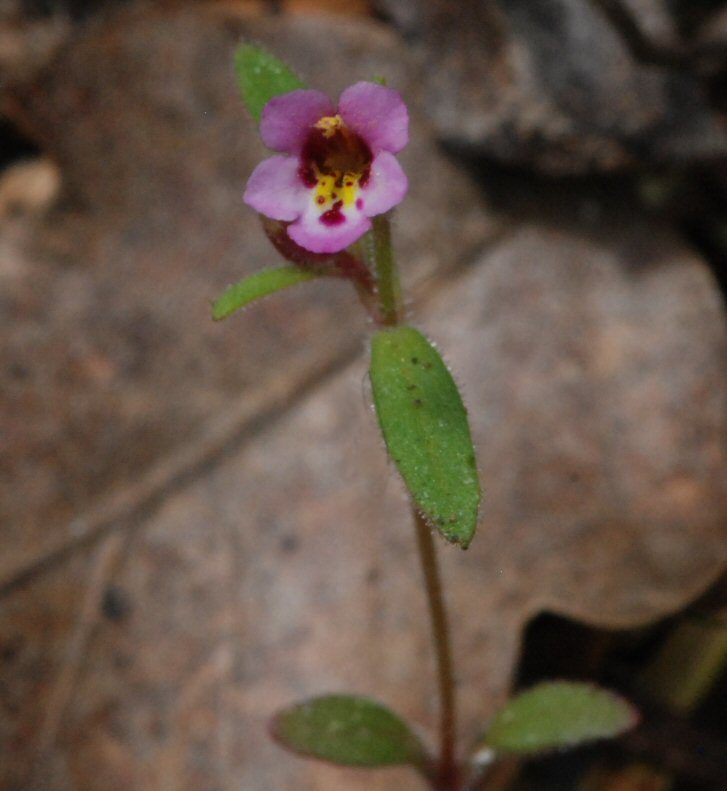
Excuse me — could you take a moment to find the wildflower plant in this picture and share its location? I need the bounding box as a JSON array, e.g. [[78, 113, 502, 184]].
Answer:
[[213, 45, 637, 791]]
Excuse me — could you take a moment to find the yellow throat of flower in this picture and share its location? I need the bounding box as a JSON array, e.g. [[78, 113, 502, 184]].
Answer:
[[313, 166, 363, 210], [304, 115, 371, 216]]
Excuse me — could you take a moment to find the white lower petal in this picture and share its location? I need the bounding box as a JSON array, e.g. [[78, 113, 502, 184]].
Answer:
[[288, 197, 371, 254]]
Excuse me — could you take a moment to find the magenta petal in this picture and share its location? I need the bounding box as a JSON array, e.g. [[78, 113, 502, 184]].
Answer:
[[339, 82, 409, 154], [243, 156, 308, 221], [288, 208, 371, 254], [360, 151, 408, 217], [260, 90, 335, 153]]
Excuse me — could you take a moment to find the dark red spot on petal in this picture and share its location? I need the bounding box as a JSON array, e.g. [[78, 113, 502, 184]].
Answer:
[[359, 166, 371, 187], [299, 164, 317, 188], [356, 198, 364, 210], [320, 200, 345, 226], [316, 196, 325, 205]]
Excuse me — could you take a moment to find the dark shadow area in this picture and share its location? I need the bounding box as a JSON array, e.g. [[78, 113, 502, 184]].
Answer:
[[15, 0, 130, 20], [0, 119, 41, 171], [512, 581, 727, 790], [445, 147, 727, 304]]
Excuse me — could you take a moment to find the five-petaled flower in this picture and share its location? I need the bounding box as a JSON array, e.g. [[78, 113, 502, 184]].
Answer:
[[244, 82, 409, 254]]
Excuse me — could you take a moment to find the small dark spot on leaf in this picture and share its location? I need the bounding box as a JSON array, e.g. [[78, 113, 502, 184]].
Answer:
[[406, 383, 417, 391], [411, 356, 419, 364], [414, 398, 423, 407]]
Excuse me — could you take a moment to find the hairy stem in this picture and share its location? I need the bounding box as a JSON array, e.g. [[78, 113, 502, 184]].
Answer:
[[370, 213, 459, 785], [413, 509, 459, 787], [372, 214, 402, 326]]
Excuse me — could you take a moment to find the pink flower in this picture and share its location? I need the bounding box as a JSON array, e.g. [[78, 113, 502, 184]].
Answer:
[[244, 82, 409, 254]]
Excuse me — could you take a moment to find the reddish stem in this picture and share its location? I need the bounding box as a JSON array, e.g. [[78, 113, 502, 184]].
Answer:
[[413, 509, 459, 788], [261, 216, 382, 322]]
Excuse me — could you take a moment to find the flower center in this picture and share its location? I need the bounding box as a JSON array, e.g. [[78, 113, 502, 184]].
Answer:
[[299, 116, 372, 222]]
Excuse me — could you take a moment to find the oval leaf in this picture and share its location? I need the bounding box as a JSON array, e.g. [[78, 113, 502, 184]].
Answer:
[[369, 326, 480, 547], [212, 266, 319, 321], [234, 45, 305, 123], [271, 694, 429, 768], [483, 682, 638, 755]]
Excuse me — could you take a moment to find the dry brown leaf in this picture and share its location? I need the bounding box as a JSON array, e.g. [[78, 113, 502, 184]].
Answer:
[[0, 6, 725, 791]]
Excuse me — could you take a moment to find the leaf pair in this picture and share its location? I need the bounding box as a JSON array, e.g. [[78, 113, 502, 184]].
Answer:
[[273, 683, 637, 770]]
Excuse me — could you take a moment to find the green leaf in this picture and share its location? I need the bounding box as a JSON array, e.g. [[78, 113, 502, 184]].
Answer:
[[271, 694, 429, 768], [212, 265, 319, 320], [482, 682, 638, 755], [234, 45, 305, 123], [369, 326, 480, 547]]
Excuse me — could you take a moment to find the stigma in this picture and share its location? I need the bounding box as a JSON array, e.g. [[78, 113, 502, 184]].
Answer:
[[314, 114, 345, 138]]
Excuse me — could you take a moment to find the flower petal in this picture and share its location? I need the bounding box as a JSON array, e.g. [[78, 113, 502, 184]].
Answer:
[[360, 151, 408, 217], [243, 155, 308, 221], [260, 89, 335, 153], [288, 201, 371, 254], [339, 82, 409, 154]]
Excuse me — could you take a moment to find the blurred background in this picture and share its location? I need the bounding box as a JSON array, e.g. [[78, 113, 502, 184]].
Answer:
[[1, 1, 726, 789]]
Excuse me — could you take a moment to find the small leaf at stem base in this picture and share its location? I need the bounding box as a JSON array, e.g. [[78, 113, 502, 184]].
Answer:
[[481, 681, 638, 756], [271, 694, 430, 769], [369, 326, 481, 547]]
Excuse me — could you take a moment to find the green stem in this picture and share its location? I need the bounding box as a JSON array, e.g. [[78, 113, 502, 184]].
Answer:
[[368, 213, 459, 786], [413, 509, 459, 787], [372, 214, 402, 326]]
